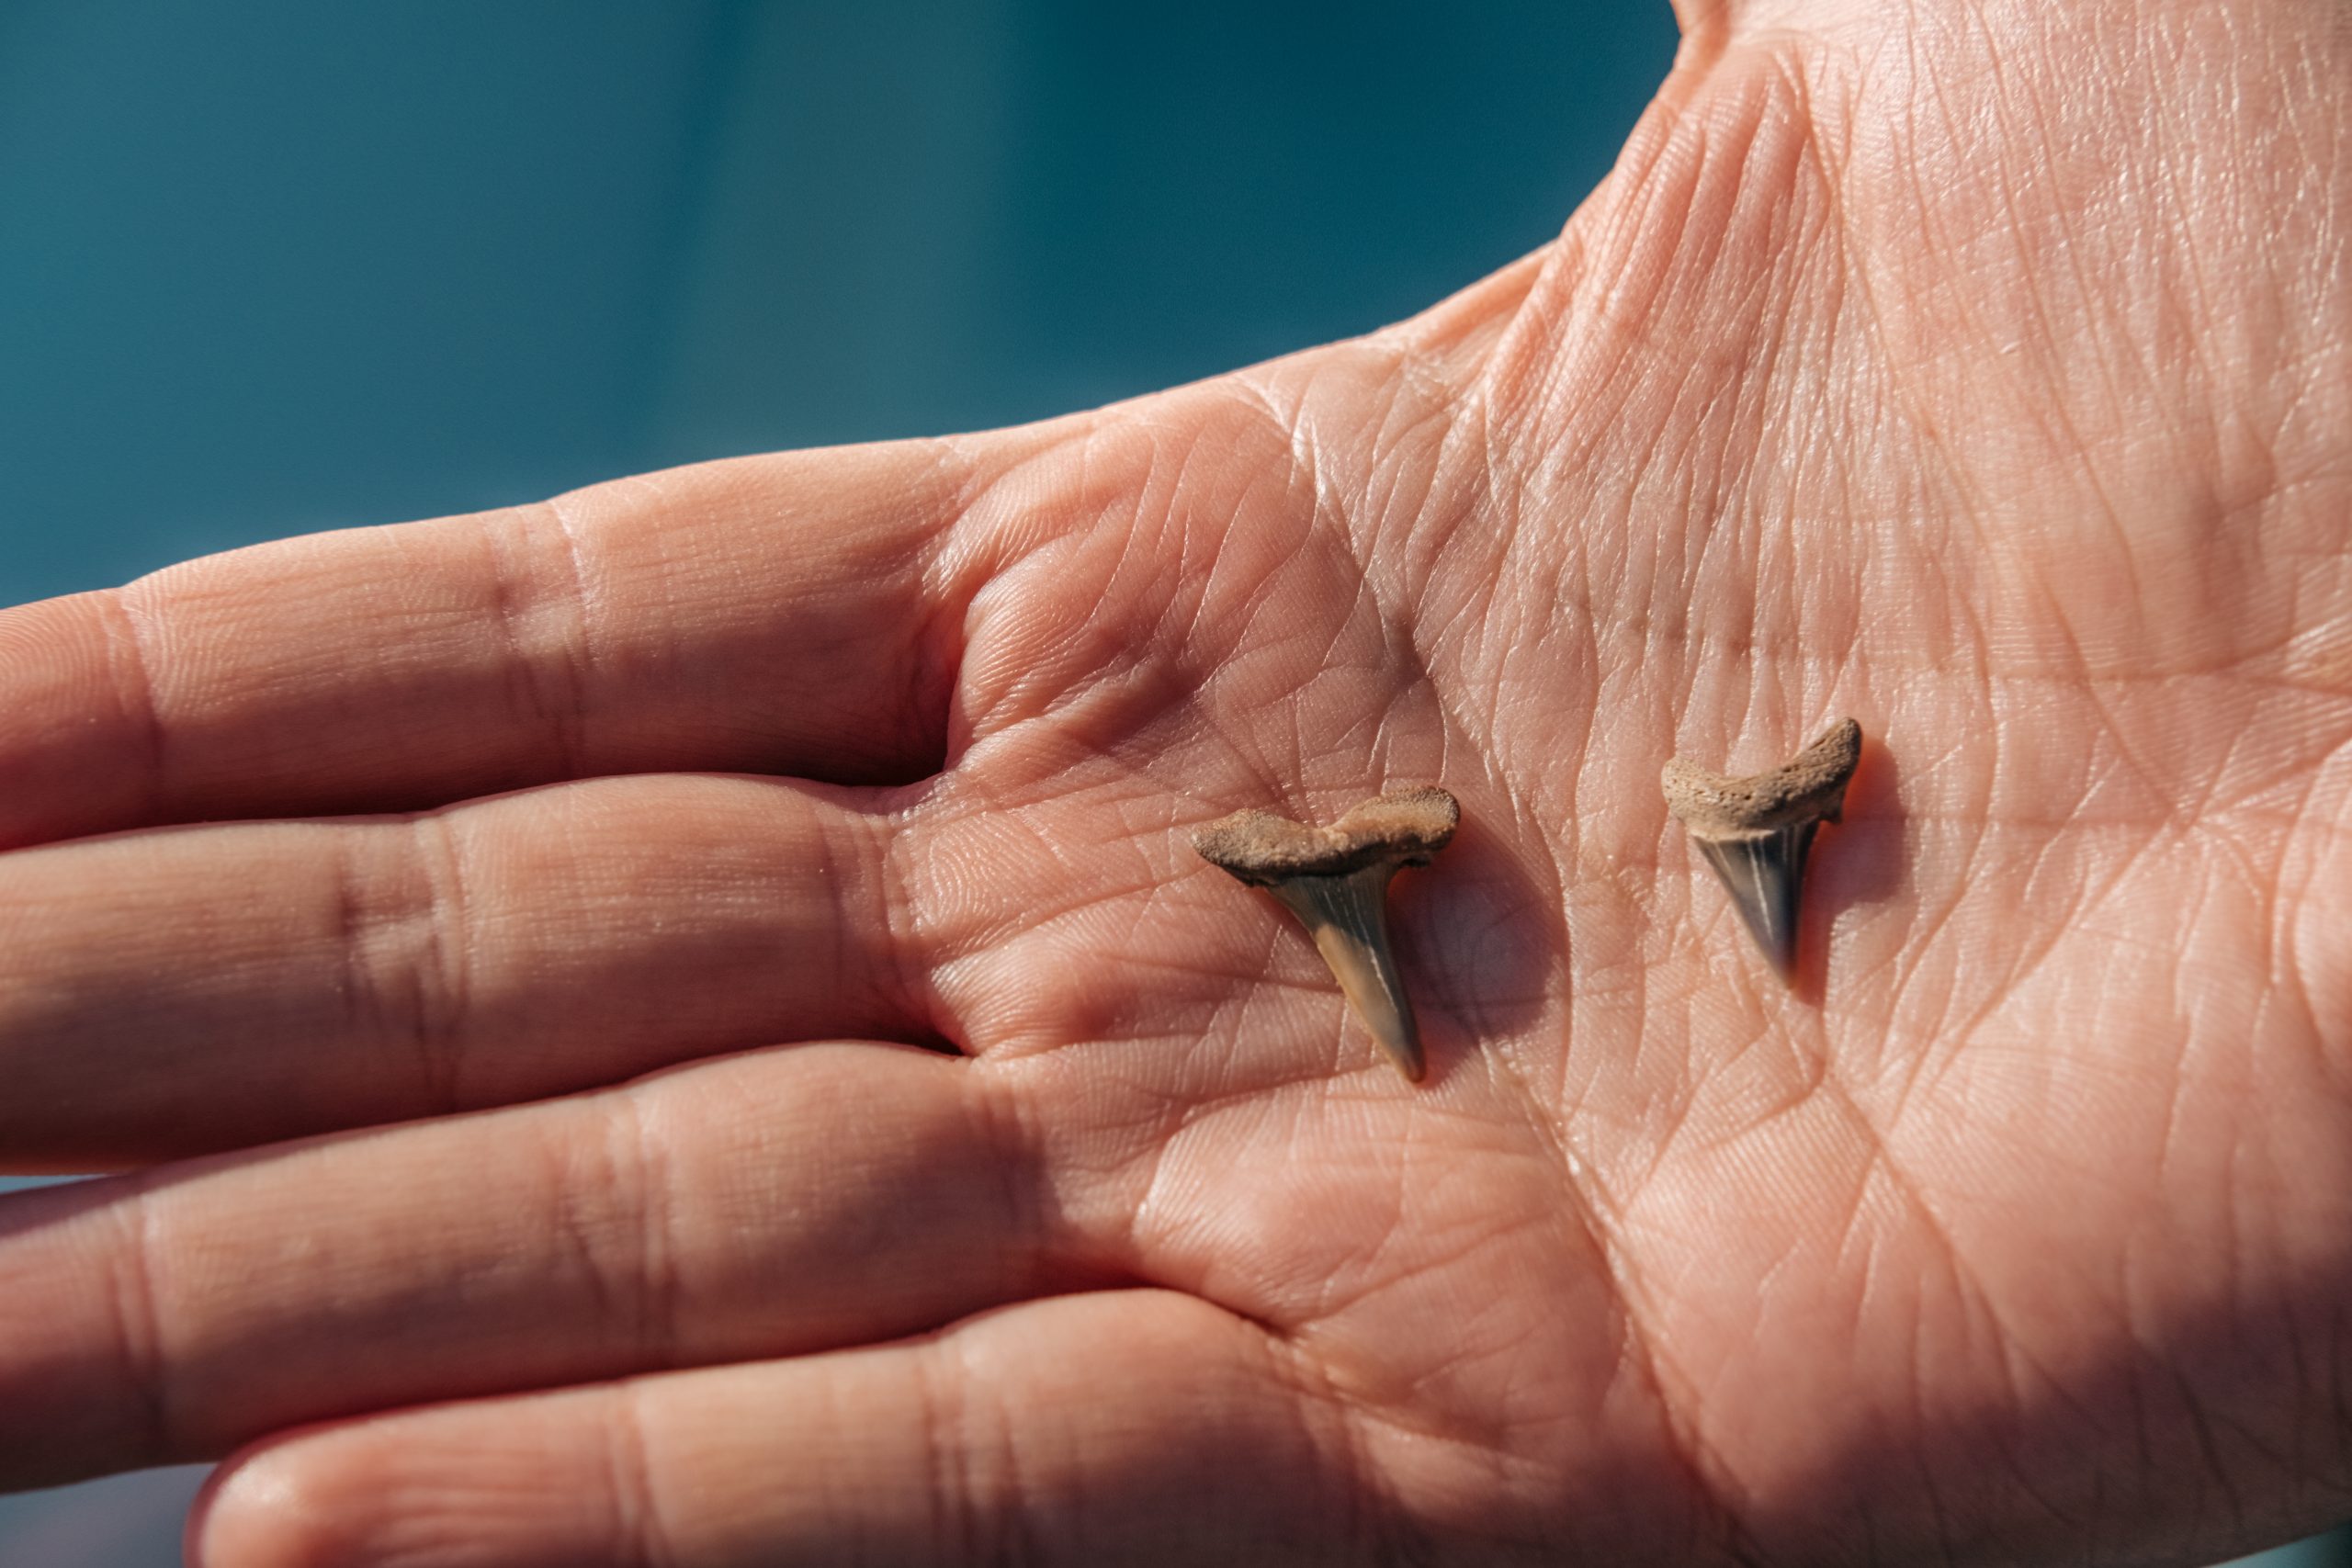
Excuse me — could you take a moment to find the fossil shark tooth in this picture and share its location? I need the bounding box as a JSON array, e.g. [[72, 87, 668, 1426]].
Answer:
[[1662, 718, 1862, 980], [1190, 785, 1459, 1081]]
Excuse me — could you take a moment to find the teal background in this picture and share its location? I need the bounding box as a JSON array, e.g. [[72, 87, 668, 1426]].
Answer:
[[2, 0, 1660, 607], [0, 3, 2343, 1564]]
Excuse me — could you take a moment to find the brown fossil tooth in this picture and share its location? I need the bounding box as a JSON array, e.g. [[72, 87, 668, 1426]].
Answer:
[[1662, 719, 1862, 980], [1190, 785, 1459, 1081]]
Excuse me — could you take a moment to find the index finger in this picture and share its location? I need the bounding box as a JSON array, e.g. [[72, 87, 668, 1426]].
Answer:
[[0, 434, 1024, 850]]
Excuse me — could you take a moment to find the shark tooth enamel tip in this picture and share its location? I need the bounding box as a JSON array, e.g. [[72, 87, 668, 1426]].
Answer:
[[1191, 785, 1459, 1081], [1662, 718, 1862, 980]]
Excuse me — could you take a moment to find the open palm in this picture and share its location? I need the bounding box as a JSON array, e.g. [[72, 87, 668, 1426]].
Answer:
[[2, 1, 2346, 1563]]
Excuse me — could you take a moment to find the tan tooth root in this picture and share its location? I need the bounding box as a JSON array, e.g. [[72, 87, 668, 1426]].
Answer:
[[1191, 785, 1458, 1081], [1662, 719, 1862, 981]]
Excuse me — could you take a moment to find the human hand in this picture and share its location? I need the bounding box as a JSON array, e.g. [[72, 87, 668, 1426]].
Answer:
[[2, 0, 2346, 1562]]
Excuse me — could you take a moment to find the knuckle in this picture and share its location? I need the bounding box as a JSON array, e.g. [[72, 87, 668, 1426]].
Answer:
[[333, 820, 475, 1112]]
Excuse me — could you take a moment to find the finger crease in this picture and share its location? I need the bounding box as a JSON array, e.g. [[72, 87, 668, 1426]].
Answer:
[[877, 811, 949, 1048], [603, 1382, 684, 1568], [1255, 1325, 1416, 1565], [539, 495, 605, 772], [607, 1093, 680, 1369], [914, 1340, 994, 1563], [967, 1072, 1046, 1303], [981, 1356, 1046, 1568], [485, 505, 593, 781], [96, 588, 171, 825], [103, 1180, 174, 1466], [401, 816, 476, 1115]]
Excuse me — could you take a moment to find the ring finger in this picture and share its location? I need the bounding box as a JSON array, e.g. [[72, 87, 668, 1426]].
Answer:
[[0, 1040, 1061, 1493]]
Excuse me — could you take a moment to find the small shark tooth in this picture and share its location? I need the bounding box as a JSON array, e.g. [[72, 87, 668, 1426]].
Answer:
[[1662, 719, 1862, 980], [1191, 785, 1459, 1081]]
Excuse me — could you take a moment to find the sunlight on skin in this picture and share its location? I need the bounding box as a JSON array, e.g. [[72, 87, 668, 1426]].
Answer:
[[0, 0, 2344, 1563]]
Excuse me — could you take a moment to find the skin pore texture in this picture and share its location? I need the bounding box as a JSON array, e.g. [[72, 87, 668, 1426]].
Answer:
[[0, 0, 2346, 1563]]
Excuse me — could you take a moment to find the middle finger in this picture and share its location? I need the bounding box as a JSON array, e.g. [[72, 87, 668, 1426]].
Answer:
[[0, 772, 939, 1168]]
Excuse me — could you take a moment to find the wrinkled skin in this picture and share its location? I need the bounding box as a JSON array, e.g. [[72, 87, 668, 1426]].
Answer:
[[1, 1, 2346, 1563]]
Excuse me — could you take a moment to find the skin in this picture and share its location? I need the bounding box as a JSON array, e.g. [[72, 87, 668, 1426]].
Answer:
[[0, 0, 2345, 1562]]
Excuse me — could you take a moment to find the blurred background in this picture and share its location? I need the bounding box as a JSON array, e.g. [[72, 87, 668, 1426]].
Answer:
[[0, 2, 2343, 1562], [0, 0, 1658, 605]]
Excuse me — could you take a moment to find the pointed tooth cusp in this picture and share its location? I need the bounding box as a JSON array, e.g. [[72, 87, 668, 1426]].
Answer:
[[1690, 823, 1821, 980], [1265, 867, 1425, 1081]]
